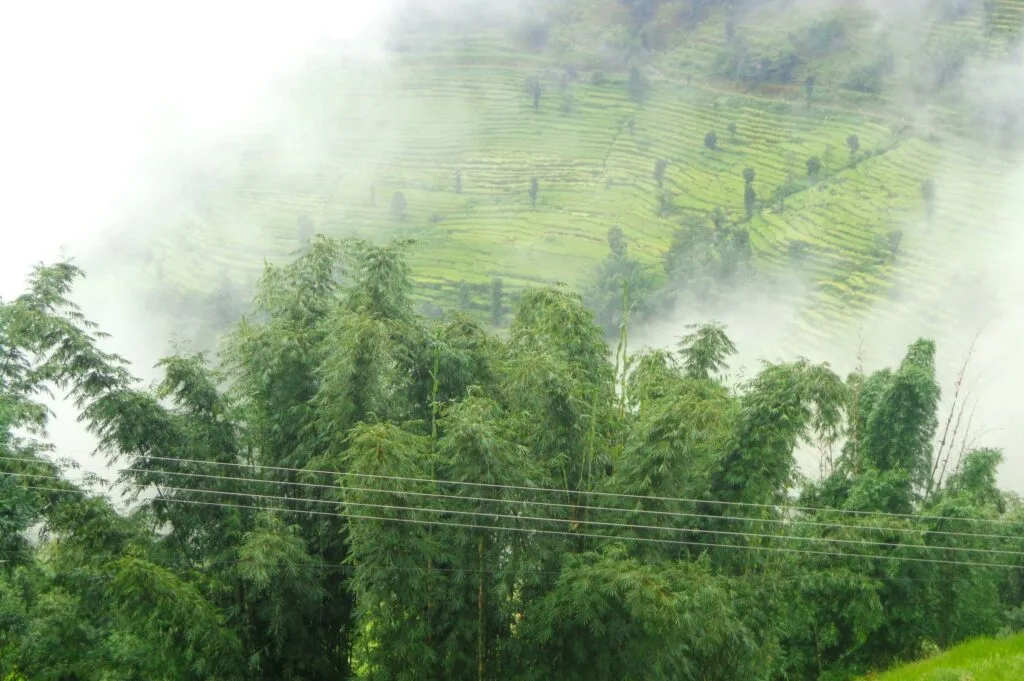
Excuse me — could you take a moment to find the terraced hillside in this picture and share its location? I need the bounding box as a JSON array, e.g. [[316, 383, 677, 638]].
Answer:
[[136, 0, 1024, 351]]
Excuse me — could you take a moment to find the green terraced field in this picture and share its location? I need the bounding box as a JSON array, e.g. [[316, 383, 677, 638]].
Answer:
[[859, 633, 1024, 681], [138, 0, 1024, 349]]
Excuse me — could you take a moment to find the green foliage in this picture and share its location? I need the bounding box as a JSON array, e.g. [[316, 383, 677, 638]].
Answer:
[[627, 66, 650, 102], [677, 322, 737, 381], [662, 213, 752, 306], [714, 37, 804, 86], [807, 156, 822, 178], [859, 633, 1024, 681], [389, 190, 407, 218], [3, 245, 1022, 681], [585, 228, 657, 334], [490, 276, 505, 326]]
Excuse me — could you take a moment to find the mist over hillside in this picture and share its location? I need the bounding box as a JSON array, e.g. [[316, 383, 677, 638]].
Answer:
[[3, 0, 1023, 489]]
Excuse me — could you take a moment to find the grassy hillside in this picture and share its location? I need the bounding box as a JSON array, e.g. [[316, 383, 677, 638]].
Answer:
[[862, 634, 1024, 680], [134, 0, 1024, 350]]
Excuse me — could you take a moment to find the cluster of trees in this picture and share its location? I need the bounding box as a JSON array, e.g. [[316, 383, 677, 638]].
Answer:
[[587, 206, 753, 334], [4, 238, 1020, 681]]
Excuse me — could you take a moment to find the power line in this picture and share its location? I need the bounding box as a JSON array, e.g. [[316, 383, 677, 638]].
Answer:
[[16, 482, 1023, 570], [114, 465, 1024, 541], [6, 451, 1020, 528], [5, 459, 1024, 545], [5, 472, 1022, 568], [118, 453, 1024, 527], [13, 464, 1024, 554]]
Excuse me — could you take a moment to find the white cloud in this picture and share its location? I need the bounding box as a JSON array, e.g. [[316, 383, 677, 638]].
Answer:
[[0, 0, 391, 297]]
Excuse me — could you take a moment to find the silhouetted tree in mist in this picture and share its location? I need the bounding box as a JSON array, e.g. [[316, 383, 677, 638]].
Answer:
[[705, 130, 718, 151], [490, 276, 504, 326], [390, 190, 407, 218], [806, 156, 821, 178], [847, 134, 860, 158], [628, 67, 650, 102], [530, 78, 542, 111], [744, 185, 757, 220], [296, 214, 315, 243], [586, 225, 656, 333], [922, 179, 936, 220], [608, 226, 627, 258], [743, 168, 756, 219], [653, 159, 668, 185], [805, 75, 816, 107], [528, 177, 539, 209]]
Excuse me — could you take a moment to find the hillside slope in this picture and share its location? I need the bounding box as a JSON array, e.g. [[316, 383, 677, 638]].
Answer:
[[863, 634, 1024, 681], [126, 0, 1024, 352]]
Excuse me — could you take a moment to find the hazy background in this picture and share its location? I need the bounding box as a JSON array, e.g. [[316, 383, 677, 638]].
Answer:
[[0, 0, 394, 480], [2, 0, 1022, 491]]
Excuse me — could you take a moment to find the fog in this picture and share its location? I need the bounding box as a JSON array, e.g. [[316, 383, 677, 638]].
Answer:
[[0, 0, 395, 481], [2, 0, 1023, 492], [632, 0, 1024, 492]]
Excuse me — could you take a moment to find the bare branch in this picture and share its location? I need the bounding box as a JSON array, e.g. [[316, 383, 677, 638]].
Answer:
[[930, 328, 982, 497]]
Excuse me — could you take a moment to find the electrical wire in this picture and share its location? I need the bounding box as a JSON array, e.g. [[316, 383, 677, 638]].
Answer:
[[6, 464, 1024, 548], [4, 471, 1022, 568], [5, 451, 1022, 531], [110, 464, 1024, 542], [13, 482, 1023, 570], [112, 452, 1024, 527]]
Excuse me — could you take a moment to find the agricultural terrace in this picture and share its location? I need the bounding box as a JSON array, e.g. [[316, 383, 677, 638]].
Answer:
[[142, 2, 1022, 346]]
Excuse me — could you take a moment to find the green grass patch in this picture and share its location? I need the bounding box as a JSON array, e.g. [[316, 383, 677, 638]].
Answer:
[[860, 634, 1024, 681]]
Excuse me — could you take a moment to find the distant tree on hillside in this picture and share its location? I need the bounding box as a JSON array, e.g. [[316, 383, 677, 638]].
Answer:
[[657, 187, 677, 217], [922, 179, 936, 219], [560, 90, 578, 114], [389, 190, 407, 218], [805, 75, 816, 107], [624, 0, 655, 26], [663, 211, 752, 304], [744, 184, 757, 219], [586, 226, 656, 333], [823, 143, 835, 172], [529, 177, 539, 209], [585, 225, 655, 331], [743, 168, 756, 219], [628, 67, 650, 102], [560, 66, 578, 89], [727, 121, 737, 139], [608, 226, 627, 258], [490, 276, 504, 326], [529, 78, 542, 111], [627, 115, 635, 135], [296, 214, 315, 243], [653, 159, 668, 185], [455, 170, 462, 194], [846, 134, 860, 158], [704, 130, 718, 151], [806, 156, 822, 178], [982, 0, 997, 35]]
